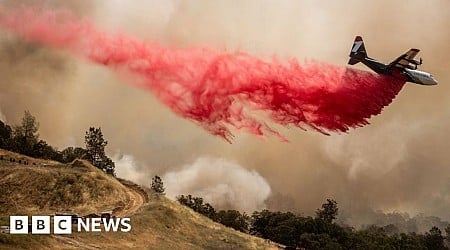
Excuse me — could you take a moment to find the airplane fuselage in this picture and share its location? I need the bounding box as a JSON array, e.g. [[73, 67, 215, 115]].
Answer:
[[402, 68, 438, 85], [355, 56, 437, 85], [348, 36, 438, 86], [357, 56, 389, 74]]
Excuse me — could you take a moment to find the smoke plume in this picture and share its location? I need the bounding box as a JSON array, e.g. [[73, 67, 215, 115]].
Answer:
[[0, 1, 449, 231], [0, 108, 5, 122], [0, 8, 404, 142], [113, 153, 149, 186], [163, 157, 271, 212]]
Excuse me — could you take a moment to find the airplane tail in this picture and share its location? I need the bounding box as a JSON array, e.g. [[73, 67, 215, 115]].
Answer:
[[348, 36, 367, 65]]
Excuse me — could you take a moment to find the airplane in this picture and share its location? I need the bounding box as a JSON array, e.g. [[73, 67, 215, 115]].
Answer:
[[348, 36, 438, 85]]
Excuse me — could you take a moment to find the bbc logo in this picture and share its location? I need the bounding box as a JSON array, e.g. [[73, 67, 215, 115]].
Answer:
[[10, 216, 72, 234], [9, 215, 131, 234]]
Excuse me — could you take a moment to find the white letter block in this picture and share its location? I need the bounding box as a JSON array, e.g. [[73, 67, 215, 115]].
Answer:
[[10, 216, 28, 234], [32, 216, 50, 234], [54, 216, 72, 234]]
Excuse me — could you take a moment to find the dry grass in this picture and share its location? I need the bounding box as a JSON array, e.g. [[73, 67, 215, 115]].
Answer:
[[67, 196, 281, 249], [0, 149, 281, 249], [0, 150, 129, 216]]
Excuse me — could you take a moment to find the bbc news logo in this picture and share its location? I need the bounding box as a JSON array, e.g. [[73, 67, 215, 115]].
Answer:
[[9, 216, 131, 234]]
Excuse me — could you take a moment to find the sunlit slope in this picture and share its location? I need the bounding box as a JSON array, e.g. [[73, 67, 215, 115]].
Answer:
[[0, 149, 130, 215], [0, 149, 280, 249]]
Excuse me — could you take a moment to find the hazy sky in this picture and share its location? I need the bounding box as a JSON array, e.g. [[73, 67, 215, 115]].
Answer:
[[0, 0, 449, 225]]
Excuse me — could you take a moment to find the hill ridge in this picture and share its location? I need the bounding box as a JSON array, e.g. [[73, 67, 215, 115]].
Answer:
[[0, 149, 281, 249]]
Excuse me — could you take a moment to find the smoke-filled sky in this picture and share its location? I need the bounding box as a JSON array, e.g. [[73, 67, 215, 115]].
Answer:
[[0, 0, 449, 227]]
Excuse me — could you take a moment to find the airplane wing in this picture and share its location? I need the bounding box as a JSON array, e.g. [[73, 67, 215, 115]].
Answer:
[[389, 48, 420, 68]]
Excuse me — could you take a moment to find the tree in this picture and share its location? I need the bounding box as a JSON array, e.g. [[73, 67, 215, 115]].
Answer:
[[151, 175, 165, 194], [250, 209, 274, 238], [423, 226, 445, 250], [299, 233, 342, 250], [84, 127, 115, 175], [0, 120, 12, 150], [215, 210, 250, 233], [192, 196, 205, 212], [176, 194, 216, 220], [250, 210, 302, 246], [202, 202, 217, 221], [12, 110, 40, 155], [391, 233, 426, 250], [101, 157, 116, 176], [85, 127, 107, 166], [445, 224, 450, 241], [61, 147, 87, 163], [177, 194, 193, 207], [32, 139, 62, 160], [316, 199, 338, 223]]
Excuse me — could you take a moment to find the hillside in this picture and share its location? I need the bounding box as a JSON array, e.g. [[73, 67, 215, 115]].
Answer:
[[0, 149, 281, 249]]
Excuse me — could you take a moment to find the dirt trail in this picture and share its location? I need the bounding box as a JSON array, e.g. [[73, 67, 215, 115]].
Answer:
[[117, 186, 145, 216], [114, 180, 148, 217], [51, 181, 148, 249]]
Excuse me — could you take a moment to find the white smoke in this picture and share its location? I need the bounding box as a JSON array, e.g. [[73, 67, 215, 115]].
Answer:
[[163, 157, 271, 213], [113, 153, 149, 186], [324, 120, 408, 180], [0, 108, 6, 122], [92, 0, 174, 40]]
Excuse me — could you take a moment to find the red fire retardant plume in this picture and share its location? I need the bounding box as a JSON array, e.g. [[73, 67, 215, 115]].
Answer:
[[0, 8, 405, 142]]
